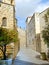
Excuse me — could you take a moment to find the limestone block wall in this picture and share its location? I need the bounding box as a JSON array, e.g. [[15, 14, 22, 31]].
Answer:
[[13, 42, 20, 59], [26, 8, 49, 53], [0, 2, 19, 59], [0, 3, 14, 29], [17, 27, 26, 49], [26, 15, 36, 50], [39, 8, 49, 52], [3, 0, 15, 5]]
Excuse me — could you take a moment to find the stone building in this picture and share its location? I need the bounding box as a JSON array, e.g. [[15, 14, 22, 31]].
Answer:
[[26, 8, 49, 53], [26, 16, 32, 47], [0, 0, 15, 29], [39, 8, 49, 53], [0, 0, 19, 59], [26, 13, 41, 52], [17, 27, 26, 49]]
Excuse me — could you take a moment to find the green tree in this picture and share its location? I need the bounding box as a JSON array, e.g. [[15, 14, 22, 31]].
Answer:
[[0, 27, 19, 60], [9, 29, 19, 43], [42, 9, 49, 58], [42, 25, 49, 47]]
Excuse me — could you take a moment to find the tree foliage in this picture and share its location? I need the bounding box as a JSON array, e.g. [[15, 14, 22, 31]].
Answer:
[[42, 9, 49, 47], [0, 27, 19, 60], [9, 30, 19, 43], [42, 25, 49, 47], [0, 28, 11, 45]]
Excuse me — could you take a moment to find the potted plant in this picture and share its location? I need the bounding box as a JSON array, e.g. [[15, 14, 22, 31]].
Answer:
[[0, 27, 19, 65], [40, 52, 47, 60]]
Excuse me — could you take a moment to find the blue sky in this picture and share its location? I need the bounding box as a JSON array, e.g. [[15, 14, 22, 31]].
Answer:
[[15, 0, 49, 29]]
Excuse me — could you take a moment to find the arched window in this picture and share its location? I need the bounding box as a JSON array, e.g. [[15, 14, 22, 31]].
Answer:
[[2, 17, 7, 26]]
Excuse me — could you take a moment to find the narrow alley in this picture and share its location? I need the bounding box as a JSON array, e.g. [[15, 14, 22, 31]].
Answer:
[[12, 48, 49, 65]]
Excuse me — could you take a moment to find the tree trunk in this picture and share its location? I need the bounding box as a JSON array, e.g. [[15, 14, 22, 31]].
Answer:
[[3, 45, 6, 60], [47, 44, 49, 58]]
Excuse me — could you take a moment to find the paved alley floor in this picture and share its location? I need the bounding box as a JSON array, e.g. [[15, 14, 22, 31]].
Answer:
[[13, 48, 49, 65]]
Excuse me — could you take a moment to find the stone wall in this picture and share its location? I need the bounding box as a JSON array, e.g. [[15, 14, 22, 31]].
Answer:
[[0, 2, 14, 29], [17, 27, 26, 49], [3, 0, 15, 5], [0, 2, 19, 59]]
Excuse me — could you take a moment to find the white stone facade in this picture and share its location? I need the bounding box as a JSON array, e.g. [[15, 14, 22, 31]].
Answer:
[[17, 27, 26, 49], [39, 8, 49, 53], [26, 13, 41, 52], [26, 8, 49, 52]]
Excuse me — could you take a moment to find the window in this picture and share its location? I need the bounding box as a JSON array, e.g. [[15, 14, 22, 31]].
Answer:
[[2, 17, 7, 26]]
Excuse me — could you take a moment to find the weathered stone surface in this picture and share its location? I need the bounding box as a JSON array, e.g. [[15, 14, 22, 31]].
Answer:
[[0, 2, 15, 29]]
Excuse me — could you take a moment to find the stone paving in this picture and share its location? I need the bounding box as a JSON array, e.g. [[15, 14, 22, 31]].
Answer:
[[12, 48, 49, 65], [13, 59, 38, 65]]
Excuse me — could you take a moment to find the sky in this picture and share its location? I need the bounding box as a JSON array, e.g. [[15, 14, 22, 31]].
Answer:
[[15, 0, 49, 29]]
